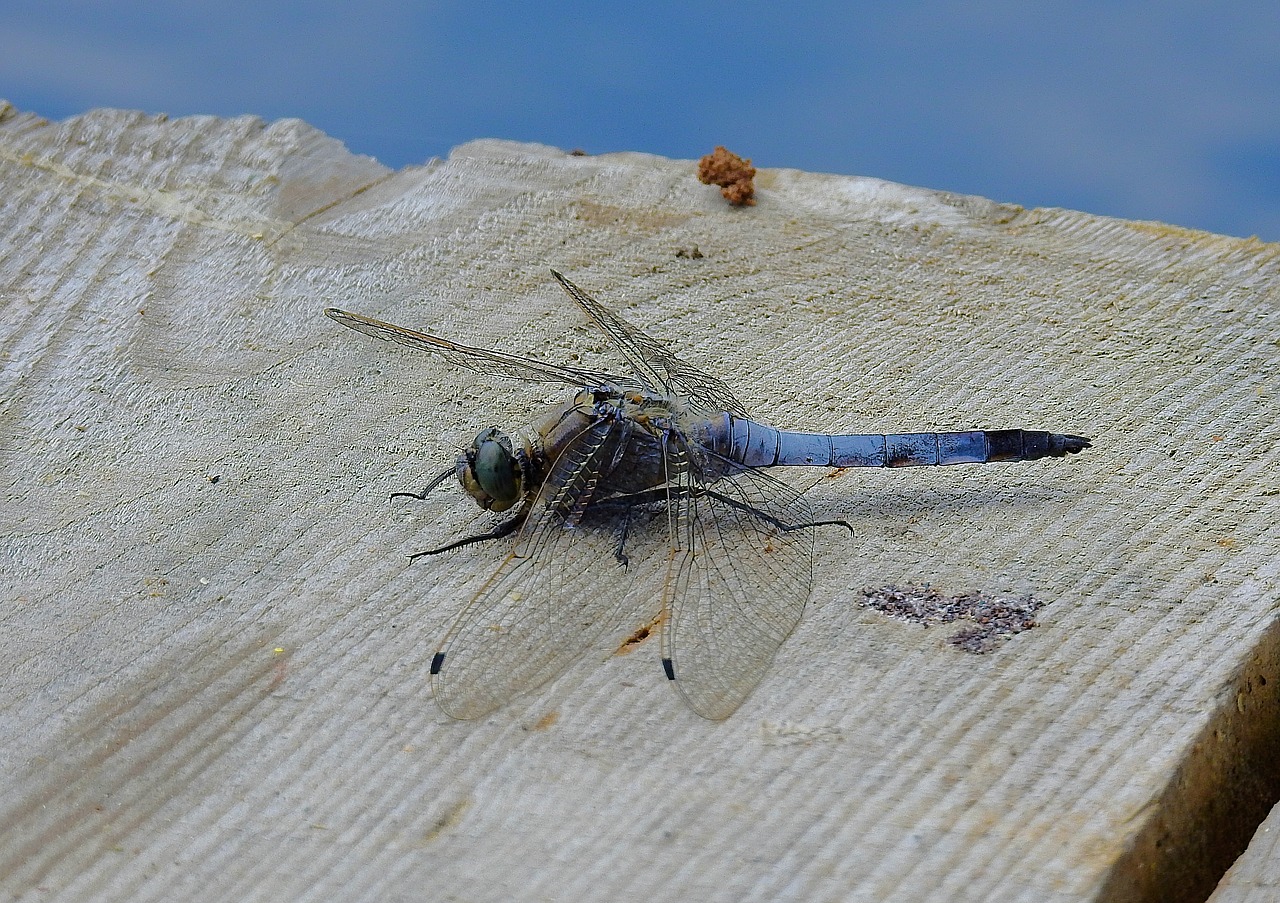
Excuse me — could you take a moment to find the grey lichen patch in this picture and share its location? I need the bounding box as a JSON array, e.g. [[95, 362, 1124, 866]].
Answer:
[[860, 584, 1045, 653]]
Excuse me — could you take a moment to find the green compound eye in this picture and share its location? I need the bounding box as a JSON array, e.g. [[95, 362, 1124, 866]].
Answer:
[[471, 429, 520, 511]]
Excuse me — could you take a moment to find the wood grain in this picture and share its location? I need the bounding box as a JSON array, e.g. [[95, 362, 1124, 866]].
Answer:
[[2, 101, 1277, 902]]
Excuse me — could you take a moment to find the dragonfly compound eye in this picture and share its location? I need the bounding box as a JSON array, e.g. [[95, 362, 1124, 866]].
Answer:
[[464, 428, 522, 512]]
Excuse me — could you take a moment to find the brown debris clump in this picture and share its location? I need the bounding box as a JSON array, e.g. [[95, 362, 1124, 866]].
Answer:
[[697, 146, 757, 206]]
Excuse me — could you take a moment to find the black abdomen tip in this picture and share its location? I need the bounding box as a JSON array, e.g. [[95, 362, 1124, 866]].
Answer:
[[990, 430, 1092, 460], [1055, 434, 1091, 455]]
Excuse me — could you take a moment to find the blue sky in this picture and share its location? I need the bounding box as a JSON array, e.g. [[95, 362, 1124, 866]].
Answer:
[[4, 2, 1278, 242]]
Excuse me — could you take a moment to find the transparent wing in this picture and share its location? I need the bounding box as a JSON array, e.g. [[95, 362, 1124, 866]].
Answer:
[[551, 270, 748, 417], [429, 418, 637, 719], [660, 449, 817, 720], [325, 307, 626, 387]]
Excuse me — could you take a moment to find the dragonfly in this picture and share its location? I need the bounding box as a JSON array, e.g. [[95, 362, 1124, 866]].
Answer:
[[326, 270, 1090, 720]]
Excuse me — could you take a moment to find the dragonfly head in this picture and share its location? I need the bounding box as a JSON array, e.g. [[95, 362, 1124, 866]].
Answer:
[[459, 427, 523, 512]]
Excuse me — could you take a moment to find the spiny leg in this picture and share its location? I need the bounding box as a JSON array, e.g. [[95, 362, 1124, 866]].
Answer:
[[587, 489, 672, 568], [408, 509, 528, 559], [700, 487, 853, 535], [594, 484, 851, 546], [391, 465, 455, 503], [612, 503, 634, 568]]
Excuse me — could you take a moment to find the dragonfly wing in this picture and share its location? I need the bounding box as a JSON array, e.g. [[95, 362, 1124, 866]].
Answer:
[[325, 307, 625, 387], [429, 418, 635, 718], [660, 450, 817, 720], [551, 271, 748, 417]]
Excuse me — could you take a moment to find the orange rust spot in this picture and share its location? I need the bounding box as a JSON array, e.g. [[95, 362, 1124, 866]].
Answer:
[[529, 710, 559, 731], [616, 612, 665, 654]]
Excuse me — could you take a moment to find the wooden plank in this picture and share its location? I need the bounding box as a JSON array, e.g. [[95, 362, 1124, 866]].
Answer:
[[1211, 800, 1280, 902], [1, 101, 1277, 903]]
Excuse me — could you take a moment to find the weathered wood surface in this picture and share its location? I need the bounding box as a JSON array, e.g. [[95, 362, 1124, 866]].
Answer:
[[1210, 799, 1280, 902], [1, 102, 1277, 903]]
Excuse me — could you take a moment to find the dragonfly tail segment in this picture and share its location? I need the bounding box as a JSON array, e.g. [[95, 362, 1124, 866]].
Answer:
[[724, 418, 1091, 468]]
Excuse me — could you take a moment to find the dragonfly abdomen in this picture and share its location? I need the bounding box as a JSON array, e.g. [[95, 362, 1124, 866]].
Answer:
[[723, 417, 1089, 468]]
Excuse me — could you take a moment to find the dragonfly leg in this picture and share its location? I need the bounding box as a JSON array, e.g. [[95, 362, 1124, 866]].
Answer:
[[702, 488, 854, 535], [613, 505, 633, 568], [391, 465, 455, 503], [408, 510, 528, 559], [593, 485, 852, 541], [589, 489, 671, 568]]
